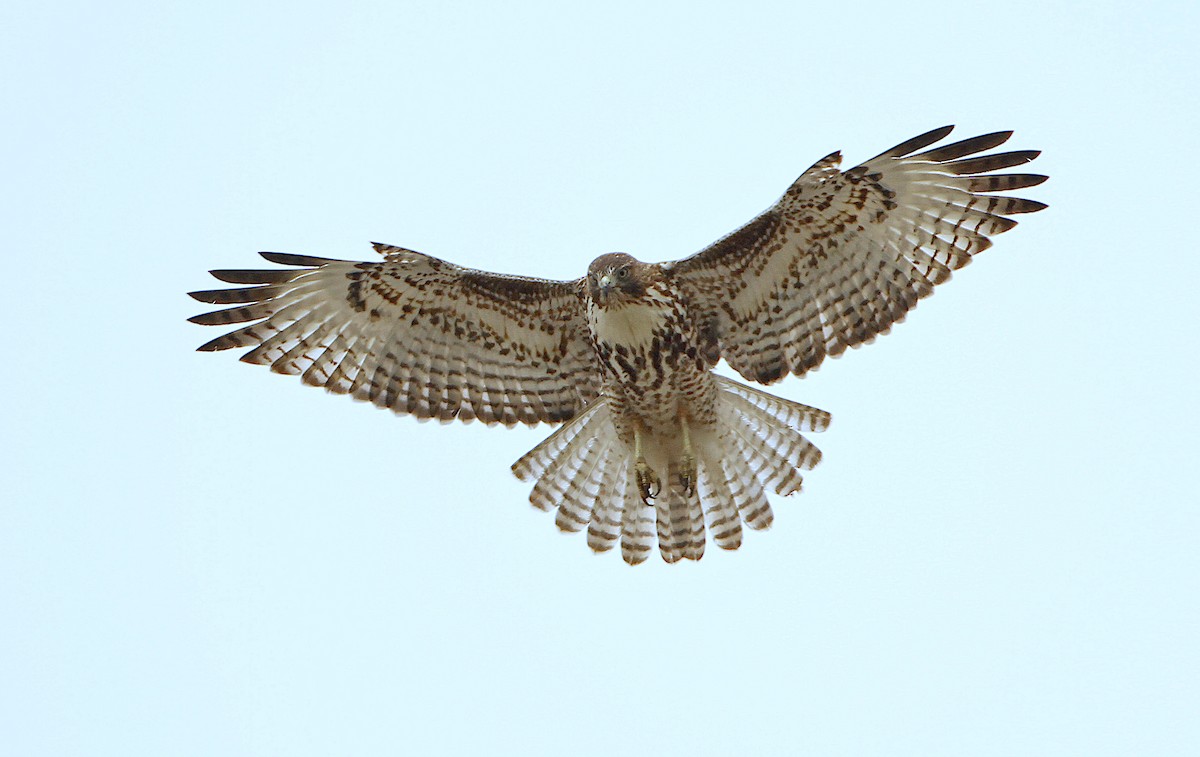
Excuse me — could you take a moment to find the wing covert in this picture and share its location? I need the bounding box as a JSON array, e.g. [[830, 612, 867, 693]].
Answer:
[[669, 126, 1047, 384], [189, 244, 598, 426]]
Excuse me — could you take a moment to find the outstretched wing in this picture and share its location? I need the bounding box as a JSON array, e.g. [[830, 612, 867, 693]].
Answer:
[[189, 243, 598, 426], [668, 126, 1047, 384]]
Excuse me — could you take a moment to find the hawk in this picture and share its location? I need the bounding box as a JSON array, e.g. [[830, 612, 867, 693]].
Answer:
[[189, 125, 1046, 564]]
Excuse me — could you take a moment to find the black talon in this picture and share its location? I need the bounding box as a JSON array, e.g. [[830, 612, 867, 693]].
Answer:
[[679, 453, 697, 497], [635, 460, 660, 503]]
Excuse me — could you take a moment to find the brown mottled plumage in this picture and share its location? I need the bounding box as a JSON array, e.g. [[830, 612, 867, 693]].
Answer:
[[189, 126, 1046, 564]]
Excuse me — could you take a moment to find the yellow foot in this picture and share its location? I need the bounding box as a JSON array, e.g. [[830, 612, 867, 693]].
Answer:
[[635, 459, 661, 503], [678, 452, 697, 497]]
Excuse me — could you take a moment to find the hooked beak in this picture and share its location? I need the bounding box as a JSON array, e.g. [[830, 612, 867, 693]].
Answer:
[[596, 274, 614, 302]]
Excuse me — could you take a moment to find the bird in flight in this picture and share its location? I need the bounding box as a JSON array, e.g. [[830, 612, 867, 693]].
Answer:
[[189, 125, 1046, 564]]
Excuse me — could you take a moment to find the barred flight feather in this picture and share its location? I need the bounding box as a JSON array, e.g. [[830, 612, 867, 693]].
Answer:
[[190, 249, 600, 426], [672, 126, 1045, 387]]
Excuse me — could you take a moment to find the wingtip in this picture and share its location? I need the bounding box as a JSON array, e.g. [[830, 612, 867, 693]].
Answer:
[[259, 251, 306, 266], [924, 125, 956, 143], [871, 125, 956, 162], [976, 129, 1016, 148]]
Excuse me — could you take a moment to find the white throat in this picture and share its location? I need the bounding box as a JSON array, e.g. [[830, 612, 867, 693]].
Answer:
[[588, 298, 669, 348]]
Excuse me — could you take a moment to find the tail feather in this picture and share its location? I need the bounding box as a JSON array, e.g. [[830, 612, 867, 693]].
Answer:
[[725, 388, 823, 472], [653, 489, 682, 563], [685, 476, 706, 559], [586, 454, 625, 553], [697, 458, 743, 550], [714, 375, 831, 432], [512, 378, 830, 563], [724, 410, 807, 496], [511, 399, 610, 482], [719, 443, 775, 530], [527, 434, 595, 517], [551, 437, 608, 532], [655, 460, 706, 563], [620, 466, 655, 565]]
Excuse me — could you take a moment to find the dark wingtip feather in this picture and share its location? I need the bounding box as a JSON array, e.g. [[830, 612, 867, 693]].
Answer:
[[186, 299, 276, 325], [1010, 199, 1049, 214], [945, 150, 1041, 175], [966, 173, 1049, 192], [1019, 173, 1050, 188], [210, 269, 298, 284], [871, 125, 955, 161], [915, 130, 1013, 161], [187, 307, 252, 326], [188, 285, 279, 304], [258, 251, 339, 267], [196, 335, 231, 352], [990, 216, 1019, 234]]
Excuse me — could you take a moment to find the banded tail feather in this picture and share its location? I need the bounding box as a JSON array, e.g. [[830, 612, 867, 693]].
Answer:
[[511, 377, 829, 564]]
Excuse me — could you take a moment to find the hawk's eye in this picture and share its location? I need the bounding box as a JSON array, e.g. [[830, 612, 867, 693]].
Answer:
[[615, 265, 630, 280]]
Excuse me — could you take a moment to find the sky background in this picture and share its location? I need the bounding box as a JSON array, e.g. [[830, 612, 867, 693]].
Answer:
[[3, 1, 1197, 754]]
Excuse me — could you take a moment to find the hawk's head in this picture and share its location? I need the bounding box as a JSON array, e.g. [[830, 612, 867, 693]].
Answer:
[[587, 253, 653, 308]]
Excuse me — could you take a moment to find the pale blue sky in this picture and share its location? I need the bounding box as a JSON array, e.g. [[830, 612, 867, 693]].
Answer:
[[3, 1, 1197, 755]]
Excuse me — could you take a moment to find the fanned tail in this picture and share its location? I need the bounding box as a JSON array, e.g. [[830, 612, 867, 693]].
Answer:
[[512, 377, 830, 564], [512, 400, 657, 566], [702, 375, 830, 537], [512, 399, 616, 530]]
